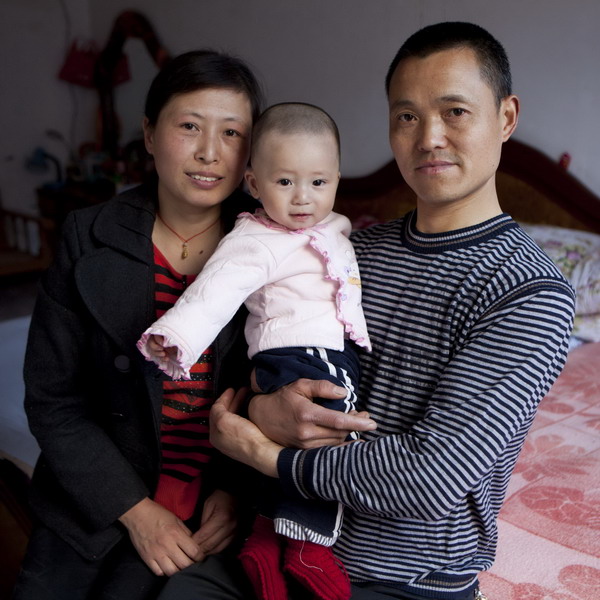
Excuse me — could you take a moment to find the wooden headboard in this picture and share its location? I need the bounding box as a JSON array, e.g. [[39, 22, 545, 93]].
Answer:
[[335, 138, 600, 234]]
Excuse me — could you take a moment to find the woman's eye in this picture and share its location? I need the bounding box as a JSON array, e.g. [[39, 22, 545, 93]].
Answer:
[[224, 129, 240, 137], [277, 179, 292, 186], [182, 122, 197, 131]]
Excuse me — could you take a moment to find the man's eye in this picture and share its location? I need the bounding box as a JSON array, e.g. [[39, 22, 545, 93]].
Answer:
[[277, 179, 292, 186], [449, 108, 466, 117], [398, 113, 416, 123]]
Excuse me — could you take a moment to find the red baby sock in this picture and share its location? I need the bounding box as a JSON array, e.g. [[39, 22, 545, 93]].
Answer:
[[283, 538, 351, 600], [238, 515, 287, 600]]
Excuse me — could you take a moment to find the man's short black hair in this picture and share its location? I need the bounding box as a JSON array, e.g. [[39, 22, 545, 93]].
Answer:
[[385, 22, 512, 106]]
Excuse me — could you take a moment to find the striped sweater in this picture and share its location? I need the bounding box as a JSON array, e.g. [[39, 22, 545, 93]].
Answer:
[[278, 212, 575, 598]]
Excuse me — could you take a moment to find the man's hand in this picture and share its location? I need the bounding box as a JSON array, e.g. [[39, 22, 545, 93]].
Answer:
[[248, 378, 377, 448], [119, 497, 200, 576], [192, 489, 238, 561], [210, 388, 281, 477]]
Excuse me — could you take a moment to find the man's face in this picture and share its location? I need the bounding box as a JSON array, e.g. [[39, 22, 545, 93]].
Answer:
[[387, 47, 518, 216]]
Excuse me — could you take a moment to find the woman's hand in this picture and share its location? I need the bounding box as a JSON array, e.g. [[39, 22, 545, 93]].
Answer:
[[191, 489, 238, 561], [248, 379, 377, 448], [119, 497, 201, 576], [210, 388, 281, 477]]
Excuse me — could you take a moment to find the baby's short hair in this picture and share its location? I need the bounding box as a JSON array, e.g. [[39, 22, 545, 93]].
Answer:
[[250, 102, 340, 164]]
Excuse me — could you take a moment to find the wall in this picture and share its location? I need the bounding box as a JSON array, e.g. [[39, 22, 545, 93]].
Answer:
[[1, 0, 599, 214], [0, 0, 96, 213], [83, 0, 600, 192]]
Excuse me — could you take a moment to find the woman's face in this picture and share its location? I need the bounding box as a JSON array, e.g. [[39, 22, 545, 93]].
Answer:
[[144, 87, 253, 213]]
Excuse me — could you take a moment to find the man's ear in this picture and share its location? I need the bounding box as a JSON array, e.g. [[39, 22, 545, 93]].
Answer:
[[142, 117, 154, 154], [244, 168, 260, 199], [501, 94, 520, 142]]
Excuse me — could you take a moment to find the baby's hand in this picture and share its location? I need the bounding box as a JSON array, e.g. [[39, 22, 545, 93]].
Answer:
[[146, 334, 180, 367], [147, 334, 168, 358]]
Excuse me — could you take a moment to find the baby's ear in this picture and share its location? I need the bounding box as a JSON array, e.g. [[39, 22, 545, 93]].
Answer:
[[244, 167, 260, 199]]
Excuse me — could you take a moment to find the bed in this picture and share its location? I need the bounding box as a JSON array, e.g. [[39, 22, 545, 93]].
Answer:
[[335, 137, 600, 600]]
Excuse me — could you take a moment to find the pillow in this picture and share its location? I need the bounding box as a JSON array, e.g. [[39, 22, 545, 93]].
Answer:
[[572, 313, 600, 342], [520, 224, 600, 315]]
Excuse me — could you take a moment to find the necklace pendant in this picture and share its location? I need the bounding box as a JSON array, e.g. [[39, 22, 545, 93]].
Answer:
[[181, 243, 189, 259]]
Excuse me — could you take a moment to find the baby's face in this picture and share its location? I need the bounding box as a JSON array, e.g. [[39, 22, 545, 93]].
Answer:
[[245, 131, 340, 230]]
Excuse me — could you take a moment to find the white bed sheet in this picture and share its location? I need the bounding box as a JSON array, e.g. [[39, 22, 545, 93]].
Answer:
[[0, 316, 40, 474]]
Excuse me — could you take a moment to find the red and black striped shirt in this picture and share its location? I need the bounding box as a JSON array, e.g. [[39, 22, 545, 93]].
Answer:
[[152, 246, 215, 520]]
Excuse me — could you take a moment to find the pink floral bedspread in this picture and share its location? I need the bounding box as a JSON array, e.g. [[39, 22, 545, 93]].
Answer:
[[480, 342, 600, 599]]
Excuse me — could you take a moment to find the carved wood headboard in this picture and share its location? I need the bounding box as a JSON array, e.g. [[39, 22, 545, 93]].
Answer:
[[335, 138, 600, 233]]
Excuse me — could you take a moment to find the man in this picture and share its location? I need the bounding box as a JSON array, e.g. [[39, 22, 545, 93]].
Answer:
[[160, 21, 575, 600]]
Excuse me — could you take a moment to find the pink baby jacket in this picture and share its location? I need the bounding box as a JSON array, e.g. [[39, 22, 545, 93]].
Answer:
[[138, 209, 371, 380]]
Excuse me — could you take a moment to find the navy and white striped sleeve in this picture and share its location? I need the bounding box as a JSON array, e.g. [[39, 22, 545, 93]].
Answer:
[[278, 284, 575, 521]]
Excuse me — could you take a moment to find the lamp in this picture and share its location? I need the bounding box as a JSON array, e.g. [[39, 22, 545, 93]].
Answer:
[[25, 147, 62, 183]]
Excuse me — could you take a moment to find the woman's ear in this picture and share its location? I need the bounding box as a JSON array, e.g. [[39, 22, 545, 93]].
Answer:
[[142, 117, 154, 154], [245, 168, 260, 199]]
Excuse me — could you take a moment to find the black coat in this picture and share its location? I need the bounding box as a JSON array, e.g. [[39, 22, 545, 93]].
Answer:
[[24, 184, 255, 560]]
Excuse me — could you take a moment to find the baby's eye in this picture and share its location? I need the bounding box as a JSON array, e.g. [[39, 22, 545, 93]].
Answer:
[[277, 179, 292, 186], [313, 179, 326, 186]]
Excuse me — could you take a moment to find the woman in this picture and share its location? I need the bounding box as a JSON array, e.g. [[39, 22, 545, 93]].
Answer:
[[14, 50, 263, 600]]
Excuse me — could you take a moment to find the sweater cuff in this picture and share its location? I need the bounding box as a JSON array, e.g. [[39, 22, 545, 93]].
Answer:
[[277, 447, 320, 501]]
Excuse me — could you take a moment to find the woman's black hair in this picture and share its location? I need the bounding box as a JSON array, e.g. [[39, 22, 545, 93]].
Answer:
[[145, 49, 264, 125]]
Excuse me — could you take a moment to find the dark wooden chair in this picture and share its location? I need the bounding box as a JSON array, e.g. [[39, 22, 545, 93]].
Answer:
[[0, 208, 54, 277], [0, 459, 32, 598]]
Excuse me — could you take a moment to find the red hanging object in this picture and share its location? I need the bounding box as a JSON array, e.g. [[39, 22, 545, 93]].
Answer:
[[58, 39, 131, 89], [58, 39, 99, 88]]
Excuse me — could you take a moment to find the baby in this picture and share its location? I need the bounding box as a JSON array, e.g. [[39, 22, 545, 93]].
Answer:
[[138, 102, 371, 600]]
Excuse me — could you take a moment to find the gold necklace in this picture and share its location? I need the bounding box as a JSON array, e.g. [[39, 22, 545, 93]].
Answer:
[[157, 213, 220, 259]]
